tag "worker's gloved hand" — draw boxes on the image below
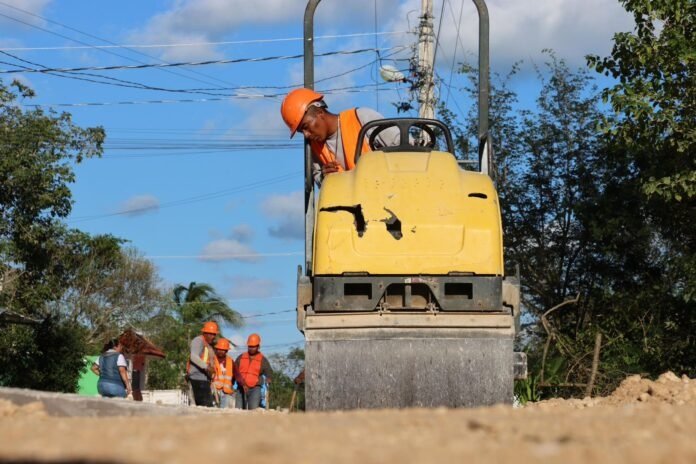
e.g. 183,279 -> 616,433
206,365 -> 216,378
322,161 -> 341,175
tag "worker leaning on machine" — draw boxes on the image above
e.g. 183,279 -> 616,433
187,321 -> 218,407
280,88 -> 401,186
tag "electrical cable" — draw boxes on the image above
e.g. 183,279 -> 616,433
68,171 -> 301,222
0,47 -> 409,99
0,1 -> 241,88
0,8 -> 231,89
0,51 -> 247,98
445,0 -> 466,109
432,0 -> 448,70
23,85 -> 401,108
146,252 -> 303,260
1,30 -> 412,51
241,309 -> 295,319
0,47 -> 404,75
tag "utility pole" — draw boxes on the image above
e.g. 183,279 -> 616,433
416,0 -> 436,119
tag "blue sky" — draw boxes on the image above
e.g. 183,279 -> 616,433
0,0 -> 633,353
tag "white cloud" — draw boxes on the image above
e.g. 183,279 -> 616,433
127,0 -> 305,61
262,191 -> 304,241
230,224 -> 255,243
228,275 -> 281,299
118,194 -> 160,217
0,0 -> 53,29
227,334 -> 245,349
235,99 -> 288,136
387,0 -> 634,70
199,238 -> 260,262
127,0 -> 404,61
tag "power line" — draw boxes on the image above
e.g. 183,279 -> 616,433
432,0 -> 448,70
445,0 -> 466,109
68,171 -> 301,222
146,252 -> 303,260
24,85 -> 402,108
0,51 -> 243,99
241,309 -> 295,319
1,31 -> 412,51
1,47 -> 409,99
0,47 -> 404,75
437,71 -> 468,122
262,340 -> 304,351
0,7 -> 230,89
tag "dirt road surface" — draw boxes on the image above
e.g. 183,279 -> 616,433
1,372 -> 694,464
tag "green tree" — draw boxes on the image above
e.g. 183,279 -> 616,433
587,0 -> 695,201
0,80 -> 104,314
0,80 -> 106,392
0,317 -> 88,392
268,347 -> 305,411
442,50 -> 694,396
582,0 -> 696,384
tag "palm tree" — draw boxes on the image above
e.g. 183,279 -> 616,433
143,282 -> 243,389
172,281 -> 243,331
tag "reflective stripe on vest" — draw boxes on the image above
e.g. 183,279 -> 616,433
238,352 -> 264,388
310,108 -> 369,171
213,356 -> 234,394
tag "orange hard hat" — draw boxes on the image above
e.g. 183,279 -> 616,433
247,333 -> 261,346
201,321 -> 219,334
214,338 -> 231,351
280,88 -> 324,138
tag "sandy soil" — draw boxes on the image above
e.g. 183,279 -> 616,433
1,372 -> 695,464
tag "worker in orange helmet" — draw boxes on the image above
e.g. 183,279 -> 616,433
187,321 -> 219,407
212,338 -> 236,409
235,333 -> 273,410
280,88 -> 400,186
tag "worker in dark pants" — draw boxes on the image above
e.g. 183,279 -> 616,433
187,321 -> 218,407
235,333 -> 272,410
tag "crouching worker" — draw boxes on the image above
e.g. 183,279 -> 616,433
187,321 -> 218,407
235,333 -> 272,410
213,338 -> 236,408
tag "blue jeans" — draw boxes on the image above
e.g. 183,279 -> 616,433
98,380 -> 126,398
219,393 -> 235,409
236,386 -> 262,409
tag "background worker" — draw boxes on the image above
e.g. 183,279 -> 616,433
92,337 -> 131,399
187,321 -> 218,407
280,88 -> 401,185
212,338 -> 236,409
235,333 -> 273,410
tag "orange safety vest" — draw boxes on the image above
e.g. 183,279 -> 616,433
310,108 -> 370,171
213,356 -> 234,394
238,352 -> 265,388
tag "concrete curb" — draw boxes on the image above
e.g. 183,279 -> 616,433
0,387 -> 246,417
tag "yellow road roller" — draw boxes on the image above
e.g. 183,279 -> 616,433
297,0 -> 525,410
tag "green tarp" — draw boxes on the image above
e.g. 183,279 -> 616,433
77,355 -> 99,396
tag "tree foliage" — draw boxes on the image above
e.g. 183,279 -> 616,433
53,239 -> 167,345
0,317 -> 88,392
587,0 -> 695,201
268,347 -> 305,410
444,45 -> 694,396
0,80 -> 105,313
